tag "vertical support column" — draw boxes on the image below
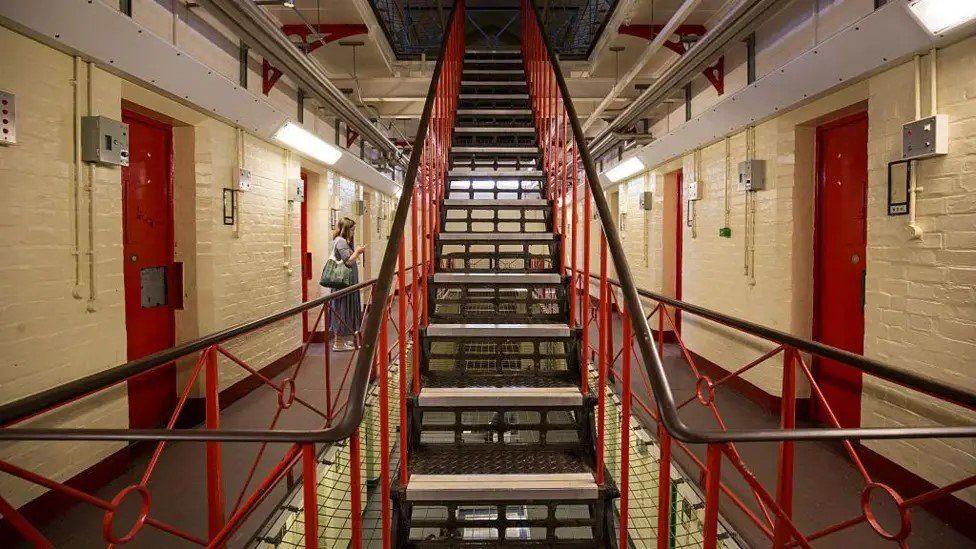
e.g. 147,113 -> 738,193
702,444 -> 723,549
302,443 -> 319,549
379,310 -> 391,549
204,346 -> 225,545
569,149 -> 578,328
596,235 -> 608,484
580,184 -> 591,394
350,430 -> 363,549
398,242 -> 409,483
324,306 -> 333,419
620,311 -> 632,549
411,186 -> 421,393
656,423 -> 672,549
773,347 -> 797,548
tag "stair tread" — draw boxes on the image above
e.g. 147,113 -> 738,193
426,323 -> 571,337
455,126 -> 535,133
419,385 -> 583,407
443,199 -> 548,207
452,146 -> 538,153
410,446 -> 592,476
432,272 -> 561,284
423,373 -> 576,389
438,232 -> 556,241
457,108 -> 532,115
449,168 -> 543,177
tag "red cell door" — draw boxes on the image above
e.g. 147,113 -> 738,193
674,169 -> 683,334
813,112 -> 868,428
300,172 -> 311,341
122,109 -> 177,429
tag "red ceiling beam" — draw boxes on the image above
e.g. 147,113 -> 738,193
262,24 -> 369,96
617,23 -> 725,95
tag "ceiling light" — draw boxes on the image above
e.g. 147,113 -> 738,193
605,156 -> 645,182
908,0 -> 976,34
273,122 -> 342,165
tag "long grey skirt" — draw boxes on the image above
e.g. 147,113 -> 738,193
329,265 -> 362,336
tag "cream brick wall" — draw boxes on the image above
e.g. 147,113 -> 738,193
595,36 -> 976,504
0,27 -> 128,508
0,25 -> 398,509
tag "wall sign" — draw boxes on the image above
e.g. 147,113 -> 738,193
887,159 -> 912,216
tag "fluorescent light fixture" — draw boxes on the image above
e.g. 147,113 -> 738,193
908,0 -> 976,34
273,122 -> 342,165
605,156 -> 645,182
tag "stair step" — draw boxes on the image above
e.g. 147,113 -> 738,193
461,81 -> 527,86
464,59 -> 522,64
454,126 -> 535,133
464,69 -> 524,75
432,272 -> 562,284
438,232 -> 556,242
451,146 -> 538,154
426,323 -> 571,338
448,169 -> 543,179
460,93 -> 530,100
457,108 -> 532,116
407,473 -> 597,502
418,386 -> 583,407
442,198 -> 548,208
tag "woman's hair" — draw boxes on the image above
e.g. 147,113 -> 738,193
332,216 -> 356,246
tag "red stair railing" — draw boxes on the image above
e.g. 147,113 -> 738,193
521,0 -> 976,547
0,2 -> 464,547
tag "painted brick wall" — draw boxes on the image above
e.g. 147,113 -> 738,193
0,27 -> 128,508
594,37 -> 976,504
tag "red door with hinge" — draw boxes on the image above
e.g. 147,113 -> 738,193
674,169 -> 683,334
300,172 -> 311,341
122,109 -> 177,429
813,112 -> 868,428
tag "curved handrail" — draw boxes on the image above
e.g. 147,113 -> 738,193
524,0 -> 976,443
0,0 -> 464,443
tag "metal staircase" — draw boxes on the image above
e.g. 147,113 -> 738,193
395,47 -> 616,547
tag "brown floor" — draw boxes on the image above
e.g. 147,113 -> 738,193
13,317 -> 973,548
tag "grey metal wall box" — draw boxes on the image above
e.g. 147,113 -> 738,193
640,191 -> 653,210
82,116 -> 129,166
738,159 -> 765,191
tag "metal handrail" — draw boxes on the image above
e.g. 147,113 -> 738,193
0,0 -> 463,444
526,0 -> 976,443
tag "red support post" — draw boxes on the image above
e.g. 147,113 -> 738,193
656,423 -> 672,549
302,443 -> 319,549
398,242 -> 409,484
569,149 -> 578,328
773,347 -> 797,548
204,346 -> 225,545
703,444 -> 723,549
596,235 -> 609,484
411,186 -> 421,393
620,311 -> 632,549
0,494 -> 52,548
581,183 -> 591,394
379,310 -> 391,549
350,430 -> 362,549
324,306 -> 333,419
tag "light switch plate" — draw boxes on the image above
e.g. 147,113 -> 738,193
903,114 -> 948,160
236,168 -> 252,192
0,90 -> 15,145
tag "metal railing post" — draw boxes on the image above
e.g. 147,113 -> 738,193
581,181 -> 591,394
620,311 -> 632,549
379,310 -> 391,549
774,347 -> 798,548
204,346 -> 225,545
596,235 -> 609,484
656,422 -> 672,549
301,443 -> 319,549
350,429 -> 362,549
703,443 -> 723,549
398,243 -> 409,484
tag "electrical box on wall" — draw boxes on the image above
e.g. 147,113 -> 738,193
685,180 -> 701,201
739,159 -> 765,191
639,191 -> 653,210
81,116 -> 129,166
902,114 -> 948,160
236,168 -> 252,191
288,178 -> 305,202
353,199 -> 366,216
1,90 -> 16,145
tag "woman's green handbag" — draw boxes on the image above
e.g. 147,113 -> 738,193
320,240 -> 354,289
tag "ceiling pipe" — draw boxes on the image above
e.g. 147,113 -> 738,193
581,0 -> 702,132
195,0 -> 405,165
590,0 -> 778,160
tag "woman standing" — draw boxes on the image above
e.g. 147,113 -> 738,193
329,217 -> 366,351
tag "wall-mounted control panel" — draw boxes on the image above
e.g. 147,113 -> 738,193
81,116 -> 129,166
739,159 -> 765,191
288,177 -> 305,202
685,179 -> 701,200
903,114 -> 948,160
640,191 -> 653,210
236,168 -> 252,191
1,90 -> 16,145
